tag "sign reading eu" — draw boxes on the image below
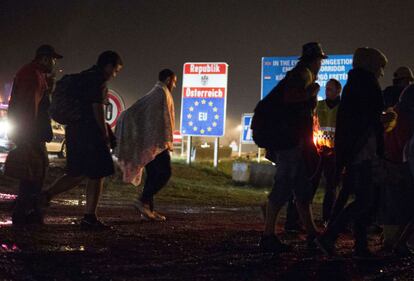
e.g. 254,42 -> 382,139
261,55 -> 353,99
180,63 -> 228,137
241,113 -> 254,144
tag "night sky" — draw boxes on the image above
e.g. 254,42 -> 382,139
1,0 -> 413,143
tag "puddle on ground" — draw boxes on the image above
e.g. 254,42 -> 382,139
0,219 -> 12,226
45,217 -> 78,225
40,245 -> 108,253
0,243 -> 20,252
163,206 -> 260,214
0,193 -> 17,201
51,199 -> 86,206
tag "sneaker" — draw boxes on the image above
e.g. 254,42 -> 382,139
133,200 -> 156,220
393,245 -> 414,257
306,235 -> 318,250
285,223 -> 304,234
80,218 -> 112,231
353,248 -> 379,260
37,192 -> 51,209
314,236 -> 335,256
259,235 -> 292,253
25,209 -> 44,225
367,224 -> 383,236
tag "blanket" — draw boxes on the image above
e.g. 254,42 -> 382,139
115,82 -> 175,185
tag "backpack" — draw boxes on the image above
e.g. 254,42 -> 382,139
251,80 -> 291,149
49,74 -> 83,125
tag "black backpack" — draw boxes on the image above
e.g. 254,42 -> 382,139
251,80 -> 292,150
49,74 -> 83,125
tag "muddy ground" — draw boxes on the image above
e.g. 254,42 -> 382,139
0,165 -> 413,280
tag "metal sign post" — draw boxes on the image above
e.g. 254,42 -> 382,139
238,132 -> 242,158
214,137 -> 219,168
186,136 -> 192,165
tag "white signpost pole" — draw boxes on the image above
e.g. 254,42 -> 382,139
186,136 -> 192,165
181,138 -> 185,157
238,135 -> 242,158
239,114 -> 243,158
214,137 -> 219,168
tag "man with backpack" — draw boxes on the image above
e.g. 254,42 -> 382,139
7,44 -> 63,225
252,42 -> 326,252
41,51 -> 123,230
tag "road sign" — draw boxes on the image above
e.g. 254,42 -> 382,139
106,89 -> 126,128
180,62 -> 228,137
261,54 -> 353,99
173,130 -> 182,144
241,113 -> 254,144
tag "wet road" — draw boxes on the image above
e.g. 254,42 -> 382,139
0,198 -> 413,281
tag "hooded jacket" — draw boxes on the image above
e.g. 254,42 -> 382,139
335,68 -> 385,172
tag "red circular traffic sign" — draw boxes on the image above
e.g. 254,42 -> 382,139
106,89 -> 126,128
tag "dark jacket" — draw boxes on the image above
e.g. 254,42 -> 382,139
264,63 -> 318,176
335,68 -> 385,172
383,84 -> 405,108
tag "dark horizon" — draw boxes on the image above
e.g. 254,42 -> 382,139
1,0 -> 413,143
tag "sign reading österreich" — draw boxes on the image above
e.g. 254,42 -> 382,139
106,89 -> 126,128
180,62 -> 228,137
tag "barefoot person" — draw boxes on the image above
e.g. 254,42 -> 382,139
115,69 -> 177,221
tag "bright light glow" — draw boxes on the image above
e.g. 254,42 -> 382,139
236,125 -> 242,132
201,142 -> 210,148
0,120 -> 13,136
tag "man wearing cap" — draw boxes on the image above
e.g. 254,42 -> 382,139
260,42 -> 326,252
7,44 -> 63,225
383,66 -> 414,108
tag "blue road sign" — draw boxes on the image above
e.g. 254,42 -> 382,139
241,113 -> 254,144
261,54 -> 353,99
181,96 -> 226,137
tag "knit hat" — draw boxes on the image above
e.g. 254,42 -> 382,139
353,47 -> 388,75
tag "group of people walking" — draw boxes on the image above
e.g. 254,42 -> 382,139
4,42 -> 414,259
6,45 -> 177,229
258,42 -> 414,259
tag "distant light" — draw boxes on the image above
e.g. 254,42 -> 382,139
236,125 -> 242,131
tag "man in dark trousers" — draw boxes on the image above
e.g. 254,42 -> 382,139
312,79 -> 342,224
285,79 -> 342,231
8,44 -> 63,225
116,69 -> 177,221
42,51 -> 123,230
316,47 -> 390,258
260,42 -> 325,252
